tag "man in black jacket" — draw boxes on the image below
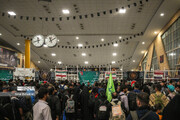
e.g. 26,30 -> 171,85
47,86 -> 61,120
126,92 -> 159,120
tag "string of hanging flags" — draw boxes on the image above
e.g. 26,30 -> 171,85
0,0 -> 149,22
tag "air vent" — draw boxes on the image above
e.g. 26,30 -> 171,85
89,54 -> 92,57
73,54 -> 77,57
67,42 -> 70,45
73,4 -> 80,14
56,24 -> 62,30
43,5 -> 51,14
122,54 -> 125,57
10,25 -> 19,31
80,23 -> 84,30
85,41 -> 89,45
131,23 -> 136,30
44,54 -> 47,57
126,41 -> 129,45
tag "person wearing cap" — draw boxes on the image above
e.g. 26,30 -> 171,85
167,85 -> 176,100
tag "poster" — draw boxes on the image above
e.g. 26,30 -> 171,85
154,70 -> 164,79
78,71 -> 100,85
0,47 -> 18,67
0,69 -> 13,81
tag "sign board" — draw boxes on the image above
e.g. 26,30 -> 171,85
0,69 -> 13,81
13,68 -> 35,77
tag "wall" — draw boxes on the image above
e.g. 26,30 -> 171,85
138,9 -> 180,71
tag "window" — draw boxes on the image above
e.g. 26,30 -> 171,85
151,46 -> 159,71
162,17 -> 180,70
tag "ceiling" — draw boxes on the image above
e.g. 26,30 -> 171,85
0,0 -> 180,70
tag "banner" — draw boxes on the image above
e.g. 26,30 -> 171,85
0,69 -> 13,81
0,47 -> 18,67
13,68 -> 35,77
105,71 -> 116,79
55,70 -> 67,79
154,70 -> 164,79
78,71 -> 100,85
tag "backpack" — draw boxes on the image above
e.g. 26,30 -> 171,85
60,84 -> 65,90
88,94 -> 96,107
128,92 -> 137,111
110,101 -> 125,120
65,95 -> 75,113
98,99 -> 108,119
154,93 -> 164,110
0,97 -> 15,120
130,110 -> 152,120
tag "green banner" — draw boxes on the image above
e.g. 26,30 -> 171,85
78,71 -> 100,85
0,70 -> 13,81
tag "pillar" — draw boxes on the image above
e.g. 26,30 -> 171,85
25,40 -> 31,68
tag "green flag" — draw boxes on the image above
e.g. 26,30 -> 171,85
106,73 -> 115,102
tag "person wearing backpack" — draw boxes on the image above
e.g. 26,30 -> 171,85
149,84 -> 169,112
47,86 -> 61,120
109,92 -> 126,120
94,90 -> 110,120
0,85 -> 15,120
127,92 -> 159,120
63,88 -> 76,120
118,85 -> 129,115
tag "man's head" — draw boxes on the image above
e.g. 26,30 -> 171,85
134,82 -> 140,90
38,87 -> 49,101
120,85 -> 127,93
136,92 -> 149,107
167,85 -> 175,93
112,92 -> 117,99
155,84 -> 161,92
2,85 -> 9,92
175,85 -> 180,93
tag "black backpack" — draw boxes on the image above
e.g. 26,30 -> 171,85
98,99 -> 108,119
128,92 -> 137,111
88,94 -> 96,107
0,97 -> 15,120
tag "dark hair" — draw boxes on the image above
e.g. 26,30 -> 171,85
137,92 -> 149,105
120,85 -> 127,91
112,92 -> 117,99
155,84 -> 162,91
142,85 -> 150,95
48,87 -> 54,95
38,87 -> 48,99
134,82 -> 140,89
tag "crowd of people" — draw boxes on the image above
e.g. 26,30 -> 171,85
0,79 -> 180,120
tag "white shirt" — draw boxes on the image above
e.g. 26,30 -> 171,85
33,100 -> 52,120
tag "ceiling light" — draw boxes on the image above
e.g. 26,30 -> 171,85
38,61 -> 41,63
62,9 -> 70,14
101,38 -> 104,42
76,36 -> 79,39
8,11 -> 16,16
160,13 -> 164,16
113,43 -> 118,47
51,53 -> 56,56
120,69 -> 122,71
133,60 -> 135,62
154,31 -> 158,34
119,9 -> 126,14
131,69 -> 134,71
119,36 -> 122,39
112,61 -> 116,64
112,53 -> 117,56
78,44 -> 83,47
17,43 -> 20,46
57,39 -> 60,42
82,53 -> 86,56
141,51 -> 145,54
58,61 -> 62,64
0,33 -> 2,36
85,61 -> 88,64
142,42 -> 145,45
43,44 -> 48,47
